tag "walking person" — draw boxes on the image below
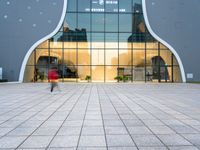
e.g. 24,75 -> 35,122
48,67 -> 59,92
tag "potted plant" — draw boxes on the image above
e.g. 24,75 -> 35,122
114,76 -> 123,82
85,75 -> 91,82
122,76 -> 129,82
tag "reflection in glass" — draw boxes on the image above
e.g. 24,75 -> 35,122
24,0 -> 182,83
78,13 -> 90,32
119,0 -> 132,12
92,13 -> 104,31
106,50 -> 118,65
78,0 -> 90,12
92,66 -> 104,82
105,14 -> 118,32
106,66 -> 118,82
119,14 -> 132,32
92,50 -> 104,65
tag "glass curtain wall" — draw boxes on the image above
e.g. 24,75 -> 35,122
24,0 -> 182,83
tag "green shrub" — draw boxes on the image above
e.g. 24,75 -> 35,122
114,76 -> 123,82
85,75 -> 91,82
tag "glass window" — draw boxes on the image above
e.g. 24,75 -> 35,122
119,50 -> 132,65
105,0 -> 118,12
78,66 -> 91,81
132,0 -> 142,13
105,33 -> 118,48
173,66 -> 182,82
92,66 -> 104,81
173,55 -> 179,66
24,66 -> 35,82
106,50 -> 118,65
50,32 -> 63,48
160,50 -> 172,66
78,13 -> 91,32
78,49 -> 91,65
67,0 -> 77,12
119,0 -> 132,13
132,13 -> 145,33
78,32 -> 91,49
92,50 -> 104,65
133,50 -> 145,66
92,13 -> 104,31
92,33 -> 104,49
146,42 -> 158,49
78,0 -> 90,12
27,51 -> 35,65
92,0 -> 104,12
37,41 -> 49,49
50,49 -> 63,65
146,50 -> 158,66
106,66 -> 118,82
119,33 -> 132,49
65,13 -> 77,30
63,49 -> 77,65
35,49 -> 49,65
119,14 -> 132,32
118,66 -> 132,81
105,14 -> 118,32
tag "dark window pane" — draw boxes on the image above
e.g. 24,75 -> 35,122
119,14 -> 132,32
133,0 -> 142,13
105,0 -> 118,12
105,33 -> 118,48
105,14 -> 118,32
64,13 -> 77,30
78,13 -> 90,32
67,0 -> 77,12
91,0 -> 104,12
132,13 -> 145,33
92,13 -> 104,31
78,0 -> 90,12
119,0 -> 132,13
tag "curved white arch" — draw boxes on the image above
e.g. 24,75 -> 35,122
142,0 -> 186,82
18,0 -> 67,82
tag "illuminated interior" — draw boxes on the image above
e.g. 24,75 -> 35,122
24,0 -> 182,83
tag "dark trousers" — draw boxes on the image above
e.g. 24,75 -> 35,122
50,82 -> 57,92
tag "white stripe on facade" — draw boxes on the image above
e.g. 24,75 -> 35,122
142,0 -> 186,82
18,0 -> 67,82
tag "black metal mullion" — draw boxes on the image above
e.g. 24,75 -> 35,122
158,42 -> 161,82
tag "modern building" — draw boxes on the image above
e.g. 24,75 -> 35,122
0,0 -> 199,83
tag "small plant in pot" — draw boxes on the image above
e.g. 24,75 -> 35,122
122,76 -> 129,82
85,75 -> 91,82
114,76 -> 123,82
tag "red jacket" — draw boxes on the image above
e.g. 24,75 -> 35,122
48,70 -> 58,80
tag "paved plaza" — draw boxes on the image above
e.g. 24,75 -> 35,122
0,83 -> 200,150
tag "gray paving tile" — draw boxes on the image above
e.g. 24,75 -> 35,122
148,126 -> 176,134
138,147 -> 167,150
168,146 -> 199,150
33,127 -> 59,136
57,126 -> 81,136
19,136 -> 53,148
78,136 -> 106,147
81,126 -> 104,135
108,147 -> 137,150
8,127 -> 36,136
49,136 -> 79,148
105,126 -> 128,135
157,134 -> 192,146
182,134 -> 200,146
0,136 -> 27,148
127,126 -> 153,135
106,135 -> 135,147
131,135 -> 164,147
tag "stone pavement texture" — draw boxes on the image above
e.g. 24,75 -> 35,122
0,83 -> 200,150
